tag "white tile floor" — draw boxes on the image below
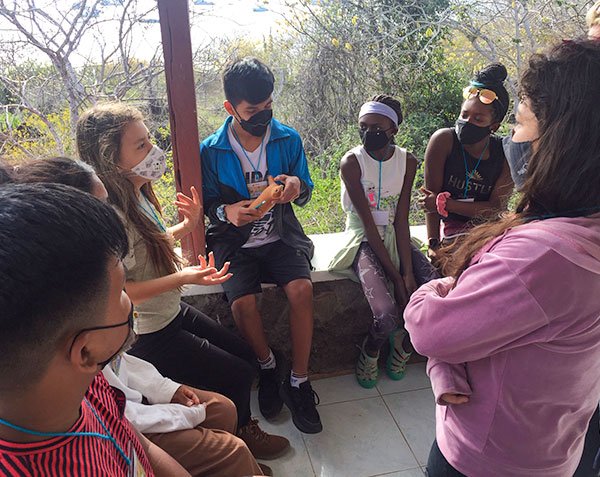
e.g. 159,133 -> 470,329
251,363 -> 435,477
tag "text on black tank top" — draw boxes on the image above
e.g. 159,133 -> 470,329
442,129 -> 505,223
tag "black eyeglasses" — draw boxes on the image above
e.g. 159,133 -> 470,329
69,305 -> 135,354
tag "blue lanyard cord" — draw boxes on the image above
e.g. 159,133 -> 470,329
0,400 -> 131,467
377,159 -> 382,210
139,193 -> 167,233
461,140 -> 489,199
230,125 -> 265,174
83,399 -> 131,466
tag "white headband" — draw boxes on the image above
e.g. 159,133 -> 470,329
358,101 -> 399,127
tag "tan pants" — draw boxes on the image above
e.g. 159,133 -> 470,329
145,389 -> 263,477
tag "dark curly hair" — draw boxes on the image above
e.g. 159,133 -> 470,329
471,63 -> 509,122
14,157 -> 97,194
370,94 -> 403,126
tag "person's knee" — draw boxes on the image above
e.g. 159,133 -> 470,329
231,294 -> 259,319
227,435 -> 256,463
211,395 -> 238,434
284,279 -> 313,305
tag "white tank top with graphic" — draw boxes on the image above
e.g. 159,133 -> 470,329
341,145 -> 407,238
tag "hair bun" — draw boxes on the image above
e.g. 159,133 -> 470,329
474,63 -> 508,85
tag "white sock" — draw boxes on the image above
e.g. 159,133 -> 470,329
258,349 -> 276,370
290,372 -> 308,388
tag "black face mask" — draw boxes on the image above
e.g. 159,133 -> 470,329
235,107 -> 273,137
455,119 -> 492,145
97,306 -> 136,369
70,305 -> 136,369
502,135 -> 531,190
360,129 -> 392,152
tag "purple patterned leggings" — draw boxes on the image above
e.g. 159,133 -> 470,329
352,241 -> 440,351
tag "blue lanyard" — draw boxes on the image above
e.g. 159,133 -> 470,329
230,125 -> 265,174
0,399 -> 131,467
460,140 -> 489,199
377,159 -> 382,210
139,193 -> 167,233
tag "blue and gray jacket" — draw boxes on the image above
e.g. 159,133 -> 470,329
200,116 -> 314,263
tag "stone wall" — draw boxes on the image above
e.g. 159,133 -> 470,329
183,278 -> 424,375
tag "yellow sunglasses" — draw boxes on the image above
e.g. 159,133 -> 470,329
462,85 -> 501,106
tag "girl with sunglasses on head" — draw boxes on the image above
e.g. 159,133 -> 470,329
329,95 -> 439,389
420,64 -> 513,268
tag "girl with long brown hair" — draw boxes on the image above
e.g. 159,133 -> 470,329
406,39 -> 600,476
76,103 -> 289,461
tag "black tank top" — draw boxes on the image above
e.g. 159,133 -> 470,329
442,129 -> 505,224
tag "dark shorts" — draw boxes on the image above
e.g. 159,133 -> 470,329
221,239 -> 312,304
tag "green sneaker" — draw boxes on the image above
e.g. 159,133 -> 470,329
356,337 -> 379,389
386,329 -> 412,380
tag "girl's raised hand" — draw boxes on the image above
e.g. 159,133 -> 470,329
179,252 -> 232,286
175,186 -> 202,232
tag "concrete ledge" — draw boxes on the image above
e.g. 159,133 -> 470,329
181,225 -> 428,374
182,225 -> 427,296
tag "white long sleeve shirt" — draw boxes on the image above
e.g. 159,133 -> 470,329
103,353 -> 206,433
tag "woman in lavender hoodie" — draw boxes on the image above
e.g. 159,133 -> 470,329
405,39 -> 600,477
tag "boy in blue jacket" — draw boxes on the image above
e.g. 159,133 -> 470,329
200,57 -> 322,434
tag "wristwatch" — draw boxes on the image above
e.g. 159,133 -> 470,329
428,238 -> 441,249
216,204 -> 230,224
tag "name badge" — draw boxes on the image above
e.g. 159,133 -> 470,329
456,198 -> 475,203
371,209 -> 389,226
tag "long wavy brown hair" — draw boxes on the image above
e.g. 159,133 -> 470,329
76,103 -> 180,276
443,39 -> 600,279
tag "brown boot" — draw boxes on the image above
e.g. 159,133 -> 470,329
238,418 -> 290,460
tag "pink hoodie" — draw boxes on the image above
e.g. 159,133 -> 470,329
405,214 -> 600,477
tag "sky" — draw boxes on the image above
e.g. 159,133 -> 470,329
0,0 -> 293,65
107,0 -> 291,63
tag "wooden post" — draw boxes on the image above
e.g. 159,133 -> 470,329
157,0 -> 205,263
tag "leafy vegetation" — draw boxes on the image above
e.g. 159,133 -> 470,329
0,0 -> 592,231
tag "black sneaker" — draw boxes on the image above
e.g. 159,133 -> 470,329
258,368 -> 284,419
279,379 -> 322,434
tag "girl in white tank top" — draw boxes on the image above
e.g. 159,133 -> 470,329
330,96 -> 439,389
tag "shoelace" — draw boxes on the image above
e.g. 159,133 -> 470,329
297,384 -> 320,409
246,419 -> 270,442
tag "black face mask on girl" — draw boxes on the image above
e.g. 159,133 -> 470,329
455,118 -> 492,145
235,107 -> 273,137
360,129 -> 391,152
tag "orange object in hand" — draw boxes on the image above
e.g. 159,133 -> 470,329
250,176 -> 284,215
